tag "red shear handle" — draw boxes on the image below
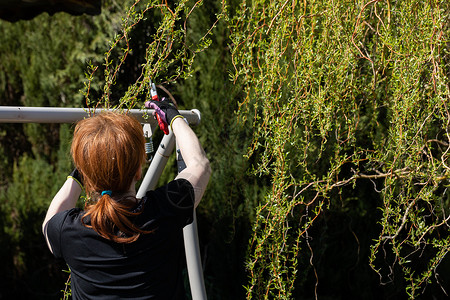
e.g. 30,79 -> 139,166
150,92 -> 169,135
145,99 -> 170,135
156,114 -> 169,135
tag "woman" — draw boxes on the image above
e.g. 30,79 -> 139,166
42,100 -> 211,299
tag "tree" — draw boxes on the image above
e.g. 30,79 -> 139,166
229,0 -> 450,298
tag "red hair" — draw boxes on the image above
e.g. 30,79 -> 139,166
71,111 -> 148,243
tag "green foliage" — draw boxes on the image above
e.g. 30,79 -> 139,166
0,124 -> 72,298
0,0 -> 135,176
0,4 -> 133,296
2,0 -> 450,299
229,0 -> 450,298
82,0 -> 226,112
174,3 -> 265,298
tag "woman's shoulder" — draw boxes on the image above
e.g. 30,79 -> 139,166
50,207 -> 83,226
146,179 -> 195,210
139,179 -> 195,226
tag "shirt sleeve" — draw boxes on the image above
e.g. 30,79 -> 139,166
147,178 -> 195,225
46,208 -> 79,258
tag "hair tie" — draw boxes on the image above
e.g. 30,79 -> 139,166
101,190 -> 112,196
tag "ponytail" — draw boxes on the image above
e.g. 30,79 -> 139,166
82,192 -> 151,243
71,111 -> 148,243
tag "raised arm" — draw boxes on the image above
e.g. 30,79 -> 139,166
172,117 -> 211,207
146,99 -> 211,207
42,174 -> 82,252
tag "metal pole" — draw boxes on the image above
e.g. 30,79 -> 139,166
136,131 -> 175,198
177,143 -> 208,300
183,214 -> 206,300
0,106 -> 200,125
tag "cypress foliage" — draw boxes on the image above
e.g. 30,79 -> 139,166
0,124 -> 73,298
0,2 -> 134,298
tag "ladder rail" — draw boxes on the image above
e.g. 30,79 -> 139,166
0,106 -> 200,125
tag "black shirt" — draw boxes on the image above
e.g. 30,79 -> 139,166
47,179 -> 195,300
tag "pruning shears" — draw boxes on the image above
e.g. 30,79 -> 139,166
147,81 -> 169,135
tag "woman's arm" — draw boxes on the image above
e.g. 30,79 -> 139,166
42,177 -> 82,252
172,117 -> 211,207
